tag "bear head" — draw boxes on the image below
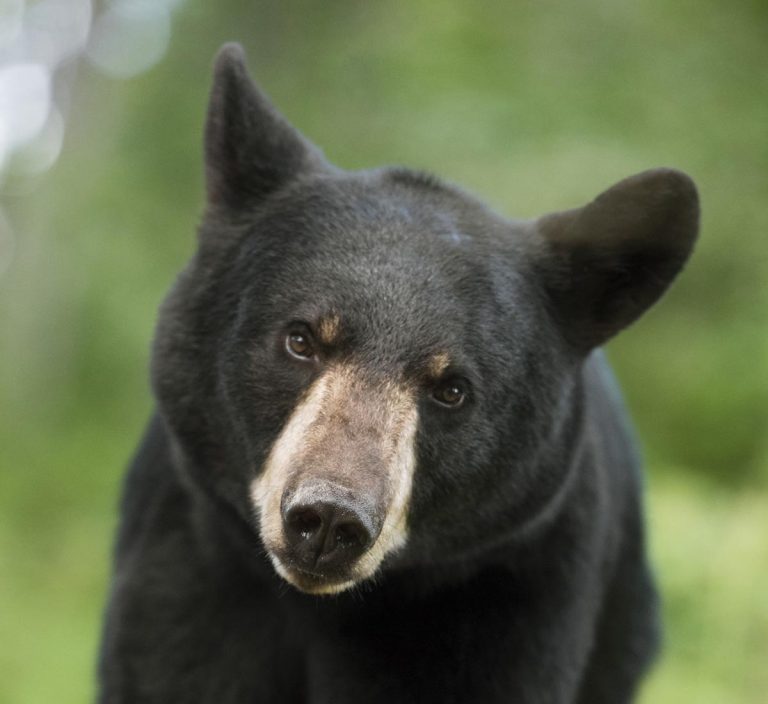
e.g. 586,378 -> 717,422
150,44 -> 699,595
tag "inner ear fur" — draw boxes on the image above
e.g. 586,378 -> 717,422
536,168 -> 700,352
204,43 -> 328,212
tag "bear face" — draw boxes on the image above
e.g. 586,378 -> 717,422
149,44 -> 698,597
152,169 -> 574,594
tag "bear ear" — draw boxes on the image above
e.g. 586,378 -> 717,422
204,43 -> 328,211
535,168 -> 700,353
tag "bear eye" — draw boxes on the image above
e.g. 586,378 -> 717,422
432,380 -> 466,408
285,329 -> 316,360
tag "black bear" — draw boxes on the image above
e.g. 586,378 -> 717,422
98,43 -> 699,703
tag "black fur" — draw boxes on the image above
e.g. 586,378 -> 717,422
98,44 -> 699,703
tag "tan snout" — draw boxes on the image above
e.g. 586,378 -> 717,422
250,366 -> 418,594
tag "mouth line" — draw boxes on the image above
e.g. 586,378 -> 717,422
268,552 -> 360,594
293,565 -> 339,580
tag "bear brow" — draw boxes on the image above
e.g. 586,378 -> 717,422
316,313 -> 342,346
426,352 -> 451,378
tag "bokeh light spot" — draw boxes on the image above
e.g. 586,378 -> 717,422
0,63 -> 51,169
86,0 -> 171,79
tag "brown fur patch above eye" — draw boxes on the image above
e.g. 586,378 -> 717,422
316,313 -> 342,345
427,352 -> 451,378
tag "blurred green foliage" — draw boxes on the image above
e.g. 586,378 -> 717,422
1,1 -> 766,702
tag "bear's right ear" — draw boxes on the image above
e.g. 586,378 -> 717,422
204,43 -> 328,211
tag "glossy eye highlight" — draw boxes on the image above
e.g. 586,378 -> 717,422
285,328 -> 316,360
432,380 -> 466,408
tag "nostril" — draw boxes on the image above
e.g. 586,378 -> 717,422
286,507 -> 323,539
333,521 -> 368,550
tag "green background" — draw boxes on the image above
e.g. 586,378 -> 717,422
1,1 -> 767,701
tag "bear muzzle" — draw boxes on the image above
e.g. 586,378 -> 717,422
250,365 -> 419,594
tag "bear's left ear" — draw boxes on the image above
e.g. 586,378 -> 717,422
204,43 -> 329,211
535,168 -> 699,353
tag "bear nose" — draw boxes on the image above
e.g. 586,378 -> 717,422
282,494 -> 376,574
